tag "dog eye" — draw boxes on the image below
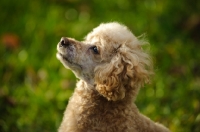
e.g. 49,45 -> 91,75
91,46 -> 99,54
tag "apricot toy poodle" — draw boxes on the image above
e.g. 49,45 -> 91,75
56,22 -> 170,132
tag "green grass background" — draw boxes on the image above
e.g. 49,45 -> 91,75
0,0 -> 200,131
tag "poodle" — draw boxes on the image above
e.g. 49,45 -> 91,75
56,22 -> 170,132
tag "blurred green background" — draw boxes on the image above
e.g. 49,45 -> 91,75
0,0 -> 200,131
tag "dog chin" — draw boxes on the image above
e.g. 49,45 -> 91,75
56,52 -> 62,61
57,52 -> 70,65
56,52 -> 82,71
56,52 -> 71,70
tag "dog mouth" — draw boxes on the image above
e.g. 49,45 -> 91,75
57,52 -> 82,69
58,52 -> 73,64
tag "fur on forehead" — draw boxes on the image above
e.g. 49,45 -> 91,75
85,22 -> 138,47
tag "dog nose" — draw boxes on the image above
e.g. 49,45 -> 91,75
60,37 -> 69,47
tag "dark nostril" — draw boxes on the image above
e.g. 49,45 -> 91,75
61,39 -> 65,46
60,37 -> 69,47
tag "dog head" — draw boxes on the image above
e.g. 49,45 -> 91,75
57,22 -> 153,101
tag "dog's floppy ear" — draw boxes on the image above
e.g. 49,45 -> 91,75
94,53 -> 126,101
94,43 -> 152,101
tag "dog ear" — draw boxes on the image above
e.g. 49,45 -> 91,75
94,54 -> 126,101
94,43 -> 152,101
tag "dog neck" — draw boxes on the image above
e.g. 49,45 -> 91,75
75,80 -> 139,104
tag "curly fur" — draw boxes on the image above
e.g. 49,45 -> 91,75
57,22 -> 170,132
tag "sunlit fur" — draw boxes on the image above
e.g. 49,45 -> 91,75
57,22 -> 170,132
